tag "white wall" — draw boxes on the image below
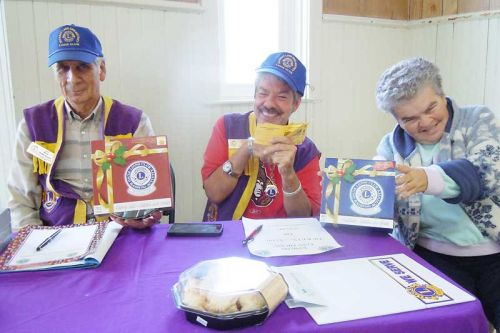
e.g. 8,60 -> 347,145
0,0 -> 220,221
0,0 -> 17,212
312,9 -> 500,163
0,0 -> 499,222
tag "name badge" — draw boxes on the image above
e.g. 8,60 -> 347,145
27,142 -> 55,164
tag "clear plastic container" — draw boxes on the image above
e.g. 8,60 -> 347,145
172,257 -> 288,330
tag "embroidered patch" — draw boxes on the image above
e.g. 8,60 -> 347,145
276,53 -> 297,74
42,190 -> 59,213
58,26 -> 80,46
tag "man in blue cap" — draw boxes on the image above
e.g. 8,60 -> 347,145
201,52 -> 321,221
7,24 -> 160,230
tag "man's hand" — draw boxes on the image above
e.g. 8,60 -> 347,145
253,136 -> 297,177
111,210 -> 163,229
396,164 -> 428,199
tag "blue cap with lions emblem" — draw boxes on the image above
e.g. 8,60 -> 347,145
48,24 -> 103,67
256,52 -> 306,96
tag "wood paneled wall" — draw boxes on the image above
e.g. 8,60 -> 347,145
322,0 -> 409,20
323,0 -> 500,20
410,0 -> 492,18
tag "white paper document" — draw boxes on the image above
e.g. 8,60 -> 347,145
242,217 -> 341,257
273,253 -> 475,325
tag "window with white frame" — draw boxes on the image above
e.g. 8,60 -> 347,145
219,0 -> 309,100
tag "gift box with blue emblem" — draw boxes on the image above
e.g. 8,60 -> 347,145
91,135 -> 173,217
320,158 -> 395,229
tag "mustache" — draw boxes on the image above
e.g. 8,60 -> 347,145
259,106 -> 281,114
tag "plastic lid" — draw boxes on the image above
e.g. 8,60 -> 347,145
173,257 -> 283,317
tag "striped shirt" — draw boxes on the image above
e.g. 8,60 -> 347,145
7,97 -> 155,231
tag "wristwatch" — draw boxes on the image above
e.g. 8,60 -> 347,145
222,160 -> 240,178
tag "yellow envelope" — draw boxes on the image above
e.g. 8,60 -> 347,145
254,123 -> 308,145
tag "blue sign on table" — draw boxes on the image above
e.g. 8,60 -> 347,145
320,158 -> 396,229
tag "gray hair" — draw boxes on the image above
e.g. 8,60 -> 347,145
375,57 -> 444,113
254,72 -> 301,103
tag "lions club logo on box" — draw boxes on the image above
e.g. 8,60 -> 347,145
350,179 -> 384,216
125,161 -> 157,196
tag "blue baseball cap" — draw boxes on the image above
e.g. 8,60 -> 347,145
256,52 -> 306,96
48,24 -> 103,67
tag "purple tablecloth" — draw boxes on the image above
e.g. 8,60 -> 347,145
0,222 -> 489,333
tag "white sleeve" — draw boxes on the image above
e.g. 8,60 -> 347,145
133,112 -> 155,137
7,120 -> 43,231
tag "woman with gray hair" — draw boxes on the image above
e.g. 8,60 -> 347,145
375,57 -> 500,331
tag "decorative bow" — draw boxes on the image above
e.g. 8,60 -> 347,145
325,159 -> 356,184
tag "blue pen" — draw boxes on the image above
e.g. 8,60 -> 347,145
36,229 -> 62,251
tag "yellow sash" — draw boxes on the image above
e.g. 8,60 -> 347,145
231,112 -> 259,220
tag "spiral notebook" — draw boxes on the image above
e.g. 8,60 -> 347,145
0,221 -> 122,272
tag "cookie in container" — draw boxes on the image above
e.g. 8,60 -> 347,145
172,257 -> 288,330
